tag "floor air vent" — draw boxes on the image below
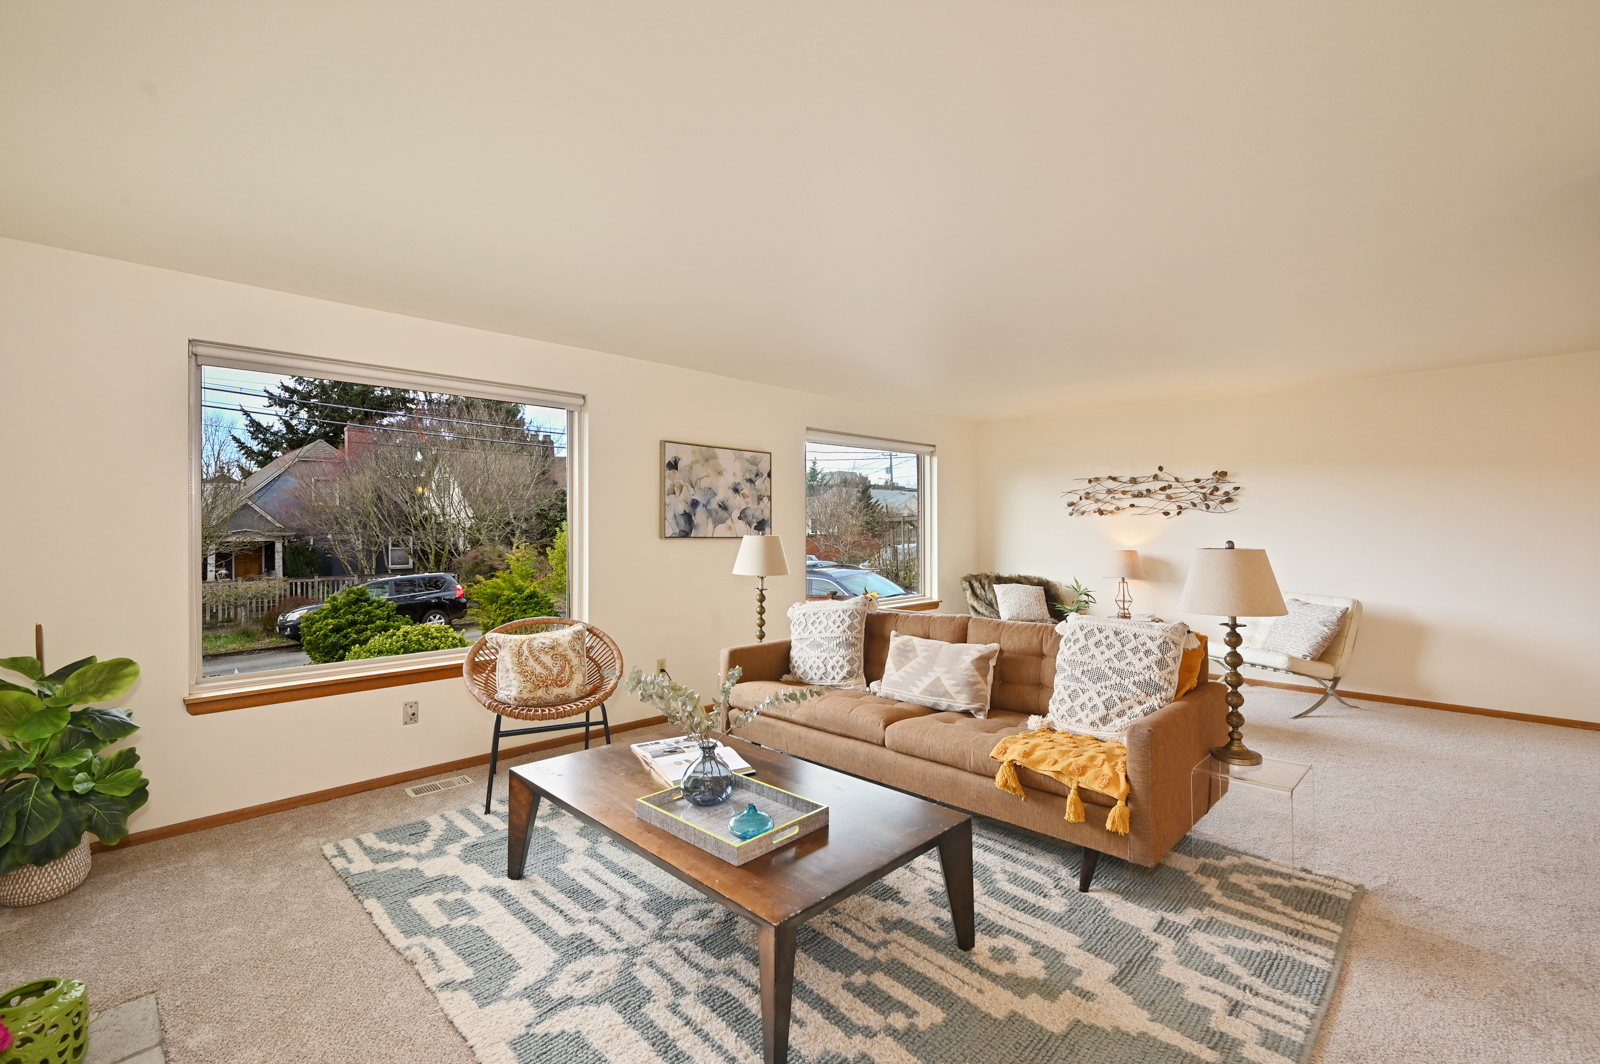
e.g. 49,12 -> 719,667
405,775 -> 475,798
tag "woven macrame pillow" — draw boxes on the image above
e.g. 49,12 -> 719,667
994,583 -> 1052,622
870,630 -> 1002,717
1261,599 -> 1348,661
1031,615 -> 1190,740
489,625 -> 589,706
785,596 -> 871,689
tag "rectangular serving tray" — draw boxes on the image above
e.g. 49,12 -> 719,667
635,773 -> 829,866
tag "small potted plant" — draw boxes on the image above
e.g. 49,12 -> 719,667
624,666 -> 818,806
0,654 -> 147,906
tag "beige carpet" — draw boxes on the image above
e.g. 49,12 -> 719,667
3,688 -> 1597,1063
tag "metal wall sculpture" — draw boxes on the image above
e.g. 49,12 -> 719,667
1063,467 -> 1241,517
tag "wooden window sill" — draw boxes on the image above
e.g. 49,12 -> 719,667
185,654 -> 467,714
880,597 -> 942,612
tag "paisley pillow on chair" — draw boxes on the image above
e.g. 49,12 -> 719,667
489,625 -> 589,706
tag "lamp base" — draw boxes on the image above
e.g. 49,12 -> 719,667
1210,739 -> 1263,766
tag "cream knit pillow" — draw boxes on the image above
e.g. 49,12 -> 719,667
785,596 -> 871,689
1261,599 -> 1348,661
994,583 -> 1052,622
1031,615 -> 1189,740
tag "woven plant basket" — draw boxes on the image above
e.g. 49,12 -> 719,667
0,979 -> 89,1064
0,838 -> 91,909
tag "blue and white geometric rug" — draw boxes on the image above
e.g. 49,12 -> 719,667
325,802 -> 1362,1064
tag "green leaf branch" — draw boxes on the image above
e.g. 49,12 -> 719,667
623,666 -> 822,744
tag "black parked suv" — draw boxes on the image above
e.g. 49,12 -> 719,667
276,573 -> 469,640
804,560 -> 909,600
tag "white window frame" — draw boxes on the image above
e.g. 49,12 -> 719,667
804,429 -> 937,603
188,340 -> 586,698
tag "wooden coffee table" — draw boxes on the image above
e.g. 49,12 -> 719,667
506,725 -> 975,1064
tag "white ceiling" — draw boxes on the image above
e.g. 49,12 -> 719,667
2,2 -> 1596,421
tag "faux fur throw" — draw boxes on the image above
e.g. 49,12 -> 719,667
990,730 -> 1131,834
961,573 -> 1077,620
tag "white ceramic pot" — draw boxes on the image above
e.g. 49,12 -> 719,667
0,837 -> 92,907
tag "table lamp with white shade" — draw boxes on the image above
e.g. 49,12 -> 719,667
1104,550 -> 1145,619
732,535 -> 789,642
1178,541 -> 1287,766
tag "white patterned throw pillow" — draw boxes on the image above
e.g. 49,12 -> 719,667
994,583 -> 1052,622
1032,615 -> 1189,740
1260,599 -> 1348,661
870,631 -> 1002,717
786,596 -> 871,689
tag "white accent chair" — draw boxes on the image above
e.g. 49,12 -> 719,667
1212,593 -> 1363,719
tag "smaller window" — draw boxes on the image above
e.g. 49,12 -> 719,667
388,540 -> 415,569
365,580 -> 393,599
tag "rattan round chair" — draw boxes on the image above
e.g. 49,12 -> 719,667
463,618 -> 623,813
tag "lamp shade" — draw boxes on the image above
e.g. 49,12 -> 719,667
732,534 -> 789,577
1103,550 -> 1145,580
1178,546 -> 1287,617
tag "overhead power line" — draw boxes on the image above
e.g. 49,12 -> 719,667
200,403 -> 566,451
201,381 -> 569,436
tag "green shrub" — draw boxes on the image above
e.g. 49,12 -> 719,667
467,543 -> 557,630
346,624 -> 468,660
300,586 -> 412,663
283,538 -> 320,579
536,523 -> 568,611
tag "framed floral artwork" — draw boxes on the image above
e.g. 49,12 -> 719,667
661,441 -> 772,538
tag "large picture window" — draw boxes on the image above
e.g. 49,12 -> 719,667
805,431 -> 933,601
193,344 -> 579,683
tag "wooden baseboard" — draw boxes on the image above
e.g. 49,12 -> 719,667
1225,675 -> 1599,731
92,714 -> 668,854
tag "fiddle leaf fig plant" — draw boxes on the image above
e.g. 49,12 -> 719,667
0,654 -> 147,875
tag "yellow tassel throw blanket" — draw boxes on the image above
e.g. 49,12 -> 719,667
990,731 -> 1132,834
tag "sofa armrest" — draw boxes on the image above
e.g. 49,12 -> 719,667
721,640 -> 792,684
1120,681 -> 1230,865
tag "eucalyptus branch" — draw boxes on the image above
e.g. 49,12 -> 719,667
624,665 -> 822,744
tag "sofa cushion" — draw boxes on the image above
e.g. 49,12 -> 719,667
967,617 -> 1059,718
787,597 -> 872,688
863,612 -> 969,683
728,681 -> 935,746
882,710 -> 1115,808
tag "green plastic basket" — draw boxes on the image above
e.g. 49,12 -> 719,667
0,981 -> 88,1064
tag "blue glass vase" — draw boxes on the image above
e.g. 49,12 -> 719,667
680,741 -> 735,806
728,803 -> 775,840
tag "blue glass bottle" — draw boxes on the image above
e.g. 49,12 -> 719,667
680,741 -> 735,806
728,803 -> 775,840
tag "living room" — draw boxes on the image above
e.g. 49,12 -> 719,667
1,4 -> 1596,1064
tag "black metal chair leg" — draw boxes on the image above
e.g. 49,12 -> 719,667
583,709 -> 592,749
600,702 -> 611,744
484,715 -> 503,814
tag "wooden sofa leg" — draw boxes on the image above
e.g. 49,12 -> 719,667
1077,848 -> 1100,893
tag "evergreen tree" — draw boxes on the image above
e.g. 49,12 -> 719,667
233,377 -> 414,466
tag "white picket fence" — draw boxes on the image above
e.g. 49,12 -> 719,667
201,576 -> 362,626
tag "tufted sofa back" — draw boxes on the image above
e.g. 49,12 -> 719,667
865,611 -> 1059,717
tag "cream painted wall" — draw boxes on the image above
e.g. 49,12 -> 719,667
0,237 -> 978,831
977,352 -> 1600,723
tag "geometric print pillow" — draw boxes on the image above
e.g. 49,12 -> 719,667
785,596 -> 871,689
1030,615 -> 1189,740
871,631 -> 1002,717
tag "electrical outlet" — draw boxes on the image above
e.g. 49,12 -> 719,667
402,700 -> 419,725
656,658 -> 667,674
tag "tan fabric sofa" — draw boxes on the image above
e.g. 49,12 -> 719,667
721,611 -> 1230,890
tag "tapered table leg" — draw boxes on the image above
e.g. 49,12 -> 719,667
936,819 -> 976,951
758,921 -> 799,1064
507,774 -> 540,880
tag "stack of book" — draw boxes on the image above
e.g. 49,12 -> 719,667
632,737 -> 756,789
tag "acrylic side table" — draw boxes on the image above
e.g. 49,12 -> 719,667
1191,755 -> 1315,867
